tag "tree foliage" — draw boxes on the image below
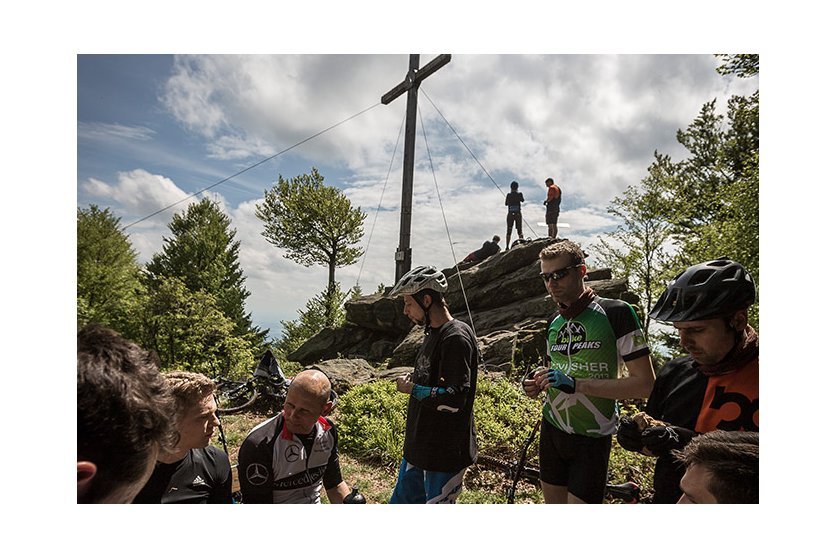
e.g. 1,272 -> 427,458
255,167 -> 366,290
146,197 -> 268,347
592,153 -> 678,335
594,54 -> 759,339
138,276 -> 254,379
274,282 -> 361,356
77,205 -> 144,337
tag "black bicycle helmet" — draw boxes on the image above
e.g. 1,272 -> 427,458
389,265 -> 448,297
649,258 -> 756,322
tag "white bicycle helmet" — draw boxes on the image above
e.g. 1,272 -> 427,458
389,265 -> 448,297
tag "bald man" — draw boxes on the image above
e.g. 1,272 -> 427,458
237,370 -> 352,503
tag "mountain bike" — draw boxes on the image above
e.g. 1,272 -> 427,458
215,350 -> 289,414
475,421 -> 641,503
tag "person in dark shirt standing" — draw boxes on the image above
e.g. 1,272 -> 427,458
388,265 -> 479,504
505,180 -> 525,250
463,235 -> 501,263
133,371 -> 232,503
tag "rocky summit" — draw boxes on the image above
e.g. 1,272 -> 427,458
287,238 -> 639,389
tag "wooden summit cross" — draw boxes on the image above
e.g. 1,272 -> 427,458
382,54 -> 452,282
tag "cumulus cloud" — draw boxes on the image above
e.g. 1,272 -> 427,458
81,54 -> 759,337
82,169 -> 190,218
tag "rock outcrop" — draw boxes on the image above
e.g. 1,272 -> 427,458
287,238 -> 639,371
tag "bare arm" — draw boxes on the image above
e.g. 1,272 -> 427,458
574,355 -> 655,400
325,481 -> 352,504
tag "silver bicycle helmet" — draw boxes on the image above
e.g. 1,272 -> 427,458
389,265 -> 448,297
649,258 -> 756,322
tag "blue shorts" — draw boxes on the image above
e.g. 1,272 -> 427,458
389,459 -> 467,504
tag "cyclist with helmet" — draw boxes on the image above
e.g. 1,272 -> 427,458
505,180 -> 525,250
616,258 -> 759,503
522,240 -> 655,503
388,265 -> 479,504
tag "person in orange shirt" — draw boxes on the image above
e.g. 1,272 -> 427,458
543,178 -> 562,239
616,258 -> 758,503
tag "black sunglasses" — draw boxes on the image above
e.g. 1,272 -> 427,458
540,264 -> 581,282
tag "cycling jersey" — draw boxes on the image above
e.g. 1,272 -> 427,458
646,350 -> 759,503
402,319 -> 478,473
543,296 -> 650,437
237,413 -> 343,504
132,445 -> 232,504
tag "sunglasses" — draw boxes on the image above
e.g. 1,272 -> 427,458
539,264 -> 581,282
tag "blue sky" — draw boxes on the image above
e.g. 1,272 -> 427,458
77,53 -> 758,338
7,0 -> 832,551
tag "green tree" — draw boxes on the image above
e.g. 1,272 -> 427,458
255,167 -> 366,325
146,197 -> 268,346
592,153 -> 679,335
139,276 -> 254,378
594,54 -> 759,346
275,282 -> 360,356
77,205 -> 144,336
665,55 -> 759,326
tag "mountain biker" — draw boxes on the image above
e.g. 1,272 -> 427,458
77,324 -> 178,504
616,258 -> 759,503
522,241 -> 655,503
505,180 -> 525,250
133,371 -> 232,504
237,369 -> 352,503
388,265 -> 479,504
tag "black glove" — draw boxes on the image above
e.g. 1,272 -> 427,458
616,415 -> 645,453
641,425 -> 696,455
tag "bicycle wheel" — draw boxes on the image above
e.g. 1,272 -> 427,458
476,454 -> 540,484
216,380 -> 258,413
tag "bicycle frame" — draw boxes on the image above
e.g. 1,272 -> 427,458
508,421 -> 541,503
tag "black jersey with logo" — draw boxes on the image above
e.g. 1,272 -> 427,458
237,413 -> 343,503
646,355 -> 759,503
403,319 -> 478,472
133,445 -> 232,504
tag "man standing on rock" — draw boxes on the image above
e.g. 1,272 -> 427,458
522,241 -> 655,503
543,178 -> 561,239
388,265 -> 479,504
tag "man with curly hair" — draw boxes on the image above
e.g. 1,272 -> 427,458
133,371 -> 232,503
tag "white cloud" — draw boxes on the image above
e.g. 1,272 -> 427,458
77,122 -> 156,142
82,169 -> 190,218
80,54 -> 760,338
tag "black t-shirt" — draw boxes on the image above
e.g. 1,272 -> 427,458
505,191 -> 524,212
133,445 -> 232,504
403,319 -> 479,472
473,241 -> 500,260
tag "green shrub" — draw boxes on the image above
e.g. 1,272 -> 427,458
472,378 -> 542,459
335,380 -> 407,466
336,376 -> 543,467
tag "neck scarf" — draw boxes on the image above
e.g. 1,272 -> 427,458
697,325 -> 759,376
558,287 -> 595,320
